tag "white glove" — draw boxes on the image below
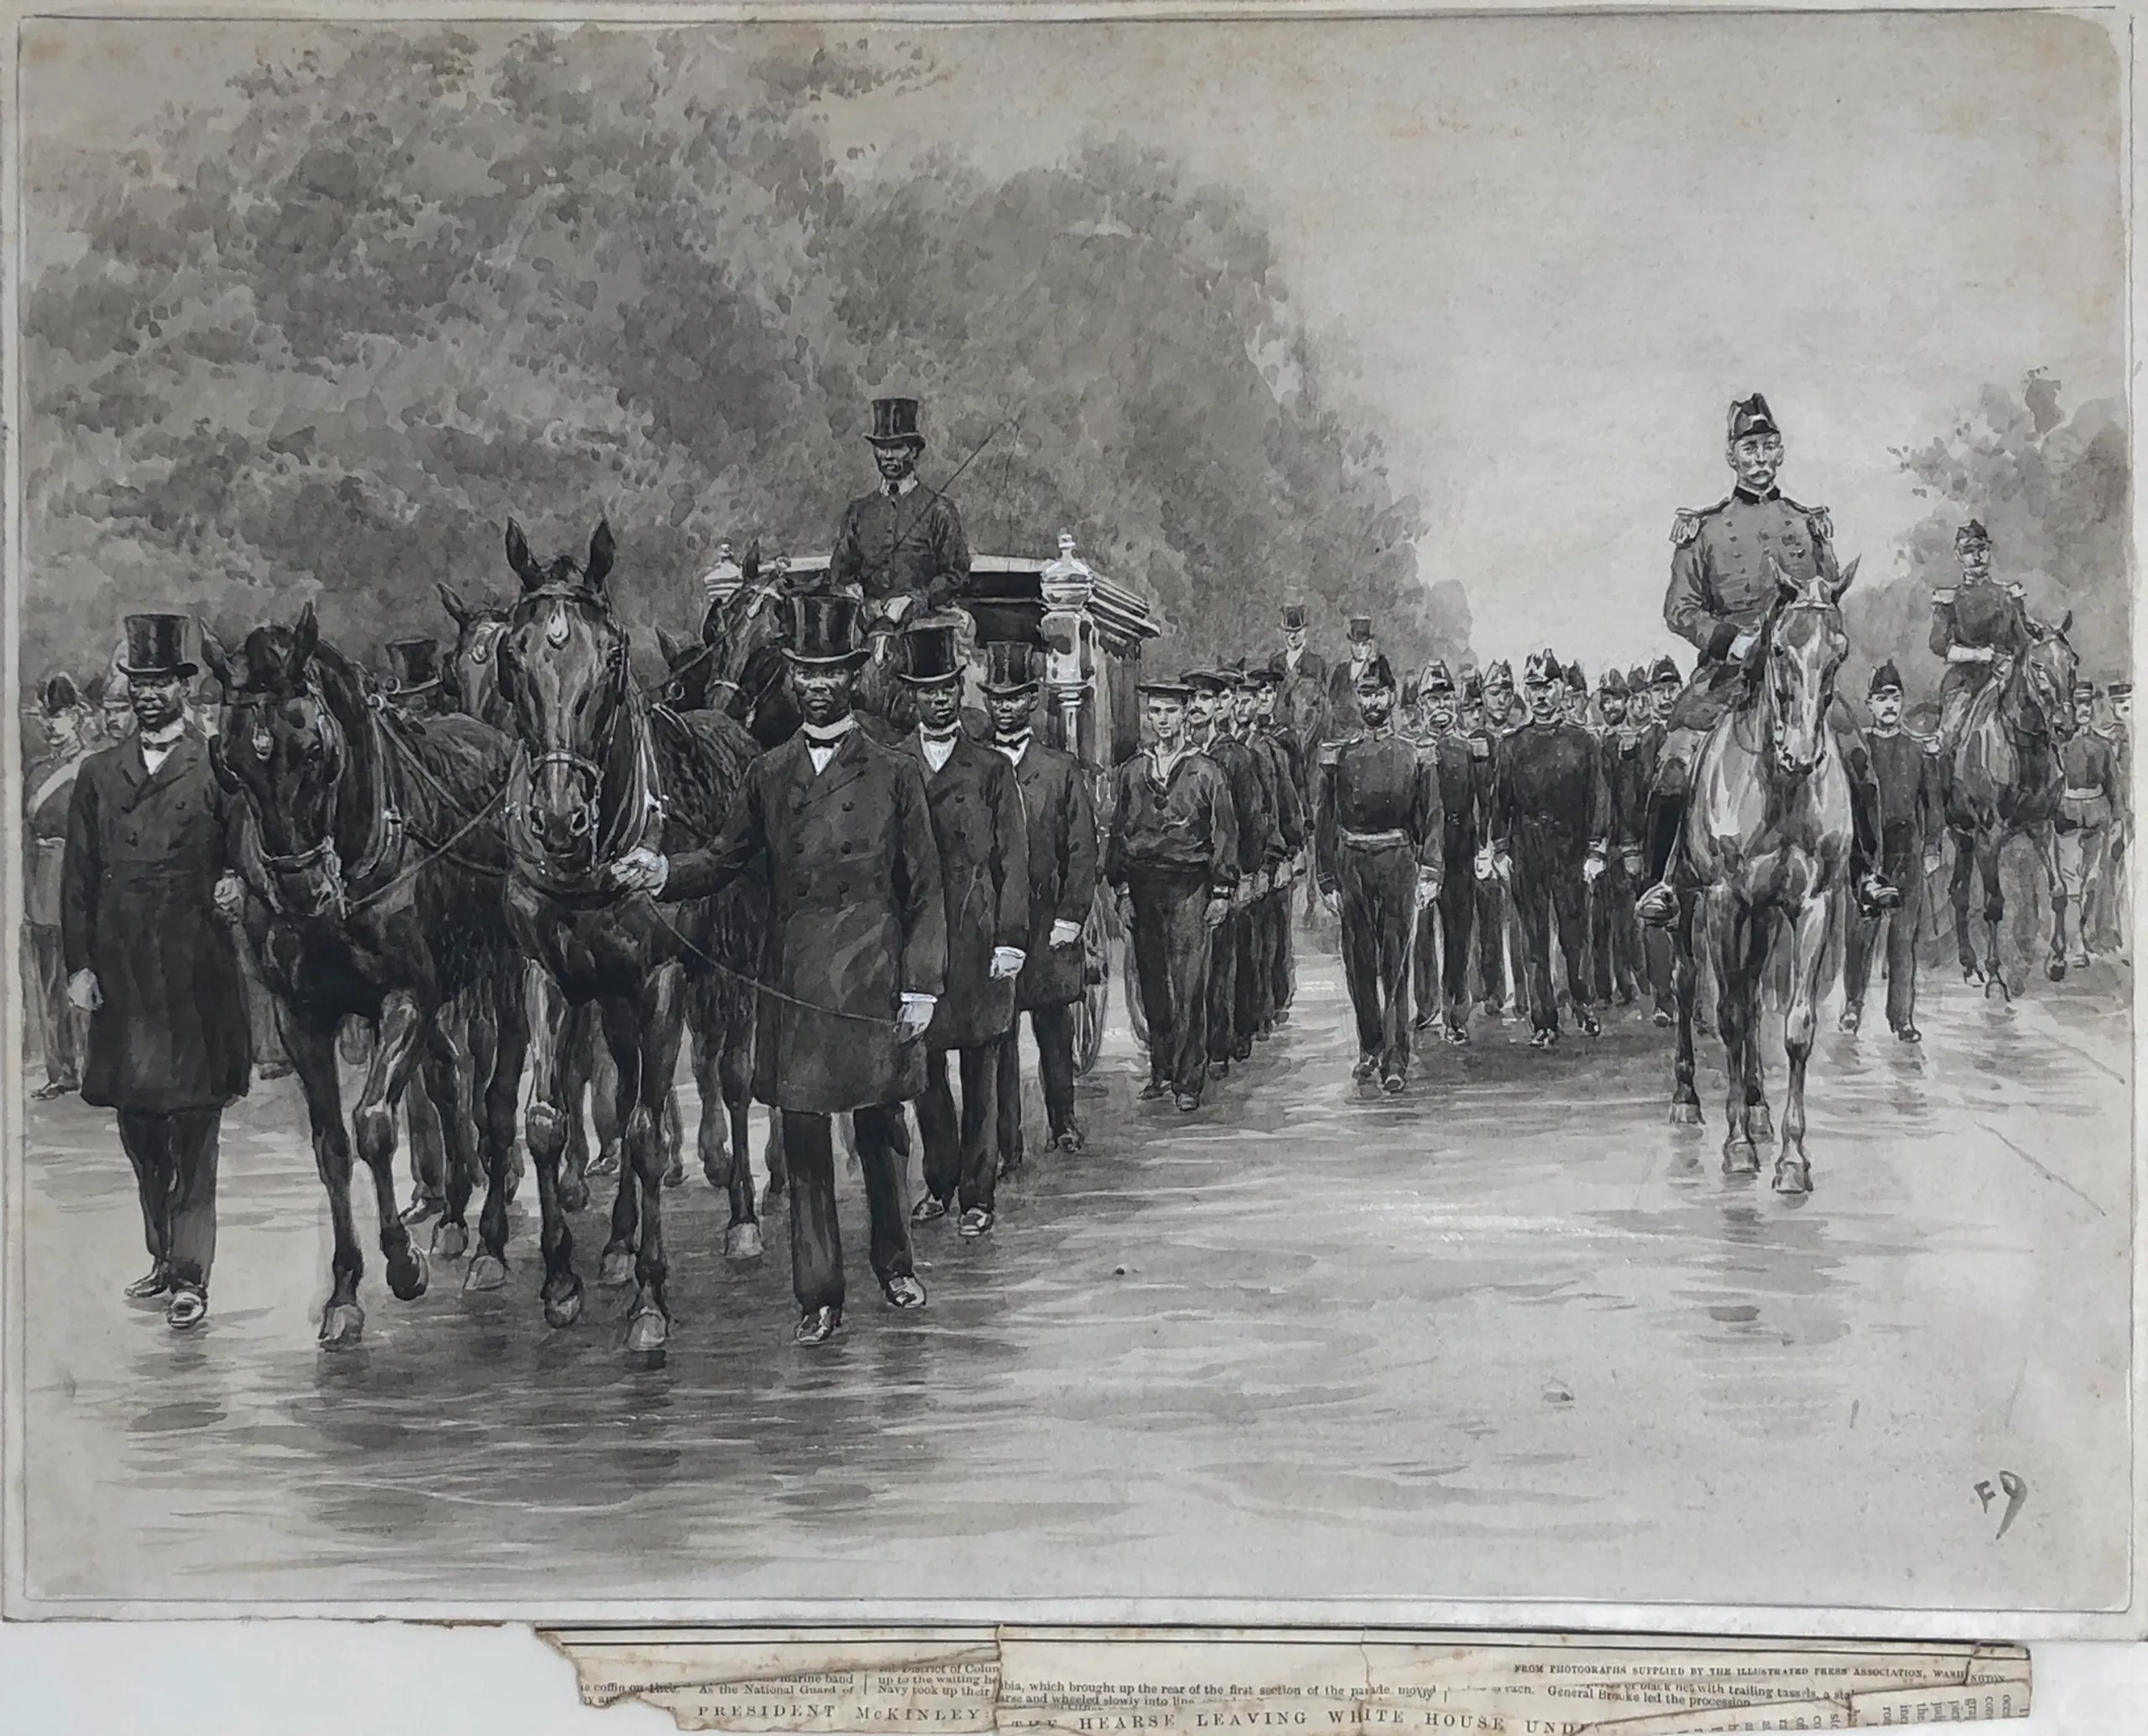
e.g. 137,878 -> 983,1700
1415,871 -> 1442,910
1728,630 -> 1760,662
67,968 -> 102,1012
213,873 -> 245,921
1583,852 -> 1607,884
1049,919 -> 1082,948
606,846 -> 670,894
1474,846 -> 1495,882
894,993 -> 937,1042
1622,848 -> 1645,877
1204,896 -> 1233,930
1318,885 -> 1340,915
989,946 -> 1026,981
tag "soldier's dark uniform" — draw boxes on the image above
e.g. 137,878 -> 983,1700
1251,674 -> 1308,1024
1317,662 -> 1442,1088
1843,661 -> 1945,1040
1489,653 -> 1609,1045
1640,394 -> 1893,922
1408,663 -> 1483,1043
1461,667 -> 1512,1016
2055,681 -> 2120,967
1590,669 -> 1647,1009
1243,671 -> 1306,1038
23,679 -> 90,1097
1637,655 -> 1682,1019
1105,701 -> 1238,1108
1186,671 -> 1274,1075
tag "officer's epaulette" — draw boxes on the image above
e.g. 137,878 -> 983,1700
2006,581 -> 2027,598
1780,496 -> 1833,540
1670,499 -> 1727,547
1930,587 -> 1958,605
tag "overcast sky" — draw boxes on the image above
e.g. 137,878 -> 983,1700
27,10 -> 2125,666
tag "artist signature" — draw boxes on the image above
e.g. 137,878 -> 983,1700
1973,1471 -> 2028,1540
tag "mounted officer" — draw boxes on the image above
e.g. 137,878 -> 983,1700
894,618 -> 1029,1239
1324,617 -> 1383,743
1841,660 -> 1945,1040
1104,680 -> 1238,1112
1929,519 -> 2036,780
1316,656 -> 1442,1092
1636,393 -> 1898,926
1409,659 -> 1483,1045
1267,602 -> 1328,780
983,640 -> 1100,1166
1484,649 -> 1608,1048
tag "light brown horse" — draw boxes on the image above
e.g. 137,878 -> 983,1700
1668,553 -> 1860,1196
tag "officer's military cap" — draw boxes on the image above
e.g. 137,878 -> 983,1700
1627,664 -> 1650,692
1563,660 -> 1588,694
1483,659 -> 1515,691
1649,654 -> 1682,688
1728,393 -> 1778,443
1420,659 -> 1455,697
1867,659 -> 1905,696
1353,654 -> 1398,692
1598,667 -> 1629,698
1524,649 -> 1562,687
1461,669 -> 1485,703
1956,519 -> 1992,552
2110,680 -> 2134,701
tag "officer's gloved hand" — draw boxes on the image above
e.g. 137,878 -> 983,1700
1316,884 -> 1340,916
1474,847 -> 1495,882
894,993 -> 937,1043
1414,871 -> 1441,910
1583,848 -> 1608,884
1204,896 -> 1233,930
1622,848 -> 1645,878
607,846 -> 670,895
989,946 -> 1026,981
1049,919 -> 1082,948
213,873 -> 245,921
1728,630 -> 1761,664
66,968 -> 102,1012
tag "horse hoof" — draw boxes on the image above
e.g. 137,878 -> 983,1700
433,1222 -> 469,1261
762,1177 -> 788,1208
464,1253 -> 509,1292
559,1176 -> 590,1215
702,1156 -> 730,1192
387,1249 -> 430,1302
598,1249 -> 635,1288
2047,959 -> 2067,982
319,1304 -> 365,1348
1747,1104 -> 1773,1140
543,1281 -> 583,1330
663,1159 -> 687,1190
726,1222 -> 764,1262
1667,1101 -> 1704,1127
588,1150 -> 620,1178
625,1308 -> 669,1354
1773,1160 -> 1812,1196
1722,1142 -> 1760,1178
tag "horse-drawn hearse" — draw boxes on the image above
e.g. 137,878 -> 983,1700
696,534 -> 1160,1074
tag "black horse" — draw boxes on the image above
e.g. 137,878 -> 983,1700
497,519 -> 764,1352
202,607 -> 528,1348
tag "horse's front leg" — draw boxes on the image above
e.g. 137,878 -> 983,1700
1979,832 -> 2011,999
519,963 -> 584,1327
1742,912 -> 1773,1143
691,977 -> 763,1260
2036,821 -> 2070,979
1949,827 -> 1980,981
620,964 -> 686,1353
1774,892 -> 1831,1197
352,989 -> 434,1304
1707,888 -> 1757,1176
556,1001 -> 599,1212
1668,889 -> 1702,1124
468,957 -> 530,1293
597,989 -> 645,1290
284,1009 -> 366,1348
421,1018 -> 477,1261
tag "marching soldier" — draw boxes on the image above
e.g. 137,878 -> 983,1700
1249,667 -> 1306,1026
1409,660 -> 1483,1044
1316,657 -> 1442,1091
1591,668 -> 1646,1009
1484,650 -> 1609,1048
1481,659 -> 1521,735
2055,679 -> 2121,971
63,616 -> 253,1331
885,618 -> 1029,1239
1637,393 -> 1898,925
1185,668 -> 1273,1077
1841,660 -> 1946,1039
830,395 -> 973,634
1325,617 -> 1383,743
1104,680 -> 1238,1112
1233,667 -> 1305,1040
983,642 -> 1100,1165
613,592 -> 943,1346
1562,661 -> 1591,727
2091,680 -> 2131,952
1459,667 -> 1511,1019
1635,654 -> 1682,1024
24,674 -> 92,1099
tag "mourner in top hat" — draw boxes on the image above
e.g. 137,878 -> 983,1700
62,615 -> 253,1331
1641,393 -> 1898,926
25,672 -> 92,1099
1325,616 -> 1383,741
1316,654 -> 1442,1091
1841,660 -> 1947,1040
1484,649 -> 1609,1047
829,395 -> 973,638
896,618 -> 1030,1239
1104,678 -> 1238,1112
1267,602 -> 1328,772
1186,666 -> 1275,1074
611,592 -> 944,1346
983,640 -> 1101,1167
378,636 -> 449,719
1409,659 -> 1484,1045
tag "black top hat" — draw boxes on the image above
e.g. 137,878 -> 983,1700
784,593 -> 870,666
1483,659 -> 1515,690
897,618 -> 967,686
1352,654 -> 1397,692
1280,603 -> 1308,631
979,639 -> 1040,696
1867,659 -> 1906,696
1649,654 -> 1682,687
1727,393 -> 1779,442
1598,667 -> 1629,697
382,637 -> 441,694
1524,649 -> 1562,687
1420,659 -> 1455,697
1346,616 -> 1375,644
117,613 -> 197,680
39,673 -> 81,716
866,397 -> 926,448
1137,678 -> 1196,703
1955,519 -> 1992,551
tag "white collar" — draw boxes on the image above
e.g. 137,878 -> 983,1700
140,721 -> 187,749
883,475 -> 920,498
800,716 -> 858,746
995,732 -> 1033,764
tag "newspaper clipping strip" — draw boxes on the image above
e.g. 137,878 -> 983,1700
544,1629 -> 2031,1734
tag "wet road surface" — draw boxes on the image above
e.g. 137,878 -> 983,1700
17,932 -> 2133,1615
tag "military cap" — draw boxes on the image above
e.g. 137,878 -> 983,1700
1598,667 -> 1629,698
1346,616 -> 1375,644
1867,659 -> 1905,696
1180,668 -> 1233,695
39,672 -> 81,716
1243,665 -> 1284,690
1563,660 -> 1588,694
1955,519 -> 1992,552
1728,393 -> 1779,442
1280,603 -> 1308,631
2110,680 -> 2134,701
1353,654 -> 1398,691
1419,659 -> 1455,697
1648,654 -> 1682,688
1524,649 -> 1562,687
1461,669 -> 1485,703
1400,672 -> 1422,708
1628,664 -> 1650,692
2072,679 -> 2098,701
1137,678 -> 1196,702
1483,659 -> 1515,691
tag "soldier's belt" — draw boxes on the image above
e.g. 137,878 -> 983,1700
2064,787 -> 2110,803
1337,827 -> 1411,848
